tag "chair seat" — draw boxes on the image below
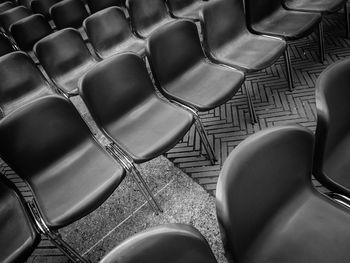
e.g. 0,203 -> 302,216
246,190 -> 350,263
251,7 -> 321,40
172,1 -> 209,20
31,141 -> 125,229
99,37 -> 145,59
211,31 -> 286,72
138,17 -> 175,38
104,96 -> 193,163
284,0 -> 346,13
163,61 -> 244,111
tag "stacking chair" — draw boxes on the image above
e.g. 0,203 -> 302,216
199,0 -> 289,123
314,58 -> 350,198
0,176 -> 41,263
217,125 -> 350,263
244,0 -> 324,62
10,14 -> 53,51
284,0 -> 349,38
0,6 -> 32,33
0,1 -> 15,15
146,19 -> 245,163
0,95 -> 126,262
34,28 -> 98,96
0,51 -> 55,118
0,33 -> 15,57
30,0 -> 61,19
100,224 -> 218,263
84,7 -> 145,59
79,53 -> 194,211
126,0 -> 175,38
166,0 -> 211,21
50,0 -> 89,29
86,0 -> 123,13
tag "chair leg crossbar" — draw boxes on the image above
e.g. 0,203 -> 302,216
27,200 -> 90,263
105,144 -> 163,214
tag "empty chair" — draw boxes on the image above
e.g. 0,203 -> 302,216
84,7 -> 145,59
244,0 -> 324,61
101,224 -> 218,263
50,0 -> 88,29
10,14 -> 53,51
86,0 -> 123,13
0,33 -> 15,57
166,0 -> 211,21
34,28 -> 98,96
217,125 -> 350,263
126,0 -> 175,38
0,1 -> 15,15
30,0 -> 61,19
0,95 -> 126,262
0,51 -> 55,118
314,58 -> 350,198
0,6 -> 32,33
147,19 -> 245,163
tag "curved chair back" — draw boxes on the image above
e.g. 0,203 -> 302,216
167,0 -> 198,13
0,175 -> 40,263
30,0 -> 61,18
0,33 -> 14,57
18,0 -> 32,8
314,58 -> 350,196
216,125 -> 314,262
127,0 -> 172,38
0,1 -> 15,15
34,28 -> 97,95
0,51 -> 54,117
86,0 -> 123,13
0,6 -> 32,33
100,224 -> 218,263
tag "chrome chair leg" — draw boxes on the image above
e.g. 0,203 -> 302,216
283,45 -> 294,91
244,83 -> 257,124
28,200 -> 90,263
345,2 -> 350,38
318,20 -> 325,63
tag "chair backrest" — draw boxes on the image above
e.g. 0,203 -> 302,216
0,33 -> 14,57
314,58 -> 350,194
244,0 -> 281,25
127,0 -> 171,38
146,19 -> 204,91
0,51 -> 54,117
50,0 -> 88,29
216,125 -> 314,262
79,53 -> 157,131
34,28 -> 96,94
0,175 -> 40,263
30,0 -> 61,18
18,0 -> 32,8
100,224 -> 218,263
84,7 -> 133,59
199,0 -> 247,54
0,1 -> 15,15
0,6 -> 31,33
167,0 -> 197,13
86,0 -> 122,13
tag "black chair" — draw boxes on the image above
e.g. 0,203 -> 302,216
84,7 -> 145,59
314,58 -> 350,198
166,0 -> 211,21
0,33 -> 15,57
126,0 -> 175,38
146,19 -> 245,163
0,95 -> 126,262
284,0 -> 349,38
50,0 -> 88,29
79,53 -> 194,211
0,6 -> 32,33
244,0 -> 324,62
30,0 -> 61,19
199,0 -> 290,123
100,224 -> 218,263
217,124 -> 350,263
10,14 -> 53,51
86,0 -> 123,13
34,28 -> 98,96
0,1 -> 15,15
0,51 -> 55,118
0,176 -> 41,263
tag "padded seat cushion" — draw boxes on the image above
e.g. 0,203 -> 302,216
284,0 -> 346,13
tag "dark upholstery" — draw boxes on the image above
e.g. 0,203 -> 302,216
284,0 -> 346,13
30,0 -> 61,18
314,58 -> 350,197
100,224 -> 218,263
79,53 -> 194,163
0,51 -> 55,117
167,0 -> 211,20
146,19 -> 245,111
34,28 -> 98,96
50,0 -> 88,29
200,0 -> 286,72
126,0 -> 175,38
84,7 -> 145,59
0,95 -> 125,229
245,0 -> 321,40
0,176 -> 40,263
0,1 -> 15,15
86,0 -> 123,13
0,33 -> 14,57
0,6 -> 32,33
217,125 -> 350,263
10,14 -> 53,51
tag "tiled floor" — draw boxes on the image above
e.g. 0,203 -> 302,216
1,11 -> 349,263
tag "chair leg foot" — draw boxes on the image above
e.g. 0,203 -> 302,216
284,45 -> 294,91
318,20 -> 325,63
244,83 -> 257,124
345,2 -> 350,38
